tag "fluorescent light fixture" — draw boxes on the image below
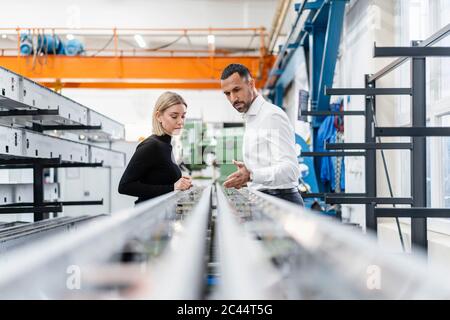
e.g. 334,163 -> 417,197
134,34 -> 147,48
207,34 -> 215,45
66,34 -> 75,40
1,34 -> 6,39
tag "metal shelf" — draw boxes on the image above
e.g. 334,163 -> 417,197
0,66 -> 125,142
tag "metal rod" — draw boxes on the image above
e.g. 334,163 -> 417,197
301,110 -> 365,116
370,103 -> 406,252
326,142 -> 412,150
301,192 -> 367,199
325,87 -> 412,96
33,125 -> 102,131
375,208 -> 450,218
373,45 -> 450,57
375,127 -> 450,137
0,109 -> 59,117
301,151 -> 366,157
369,23 -> 450,82
0,205 -> 62,214
325,197 -> 413,205
59,200 -> 103,206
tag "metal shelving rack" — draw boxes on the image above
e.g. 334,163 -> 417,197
0,66 -> 126,221
319,24 -> 450,254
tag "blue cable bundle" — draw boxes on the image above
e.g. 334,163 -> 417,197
317,101 -> 345,192
20,34 -> 64,55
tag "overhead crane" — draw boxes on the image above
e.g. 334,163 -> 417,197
0,27 -> 276,90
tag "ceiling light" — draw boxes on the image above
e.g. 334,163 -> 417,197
1,34 -> 7,39
134,34 -> 147,48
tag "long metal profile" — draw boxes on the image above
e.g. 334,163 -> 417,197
87,110 -> 125,141
0,124 -> 125,167
375,127 -> 450,137
301,110 -> 365,116
325,142 -> 412,150
0,66 -> 125,141
375,208 -> 450,218
301,151 -> 366,157
148,186 -> 212,299
0,215 -> 103,254
246,188 -> 450,299
325,197 -> 413,205
21,77 -> 88,125
215,184 -> 282,299
0,190 -> 182,299
325,87 -> 411,96
90,145 -> 126,168
373,45 -> 450,57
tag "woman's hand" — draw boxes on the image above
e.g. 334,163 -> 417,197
174,176 -> 193,191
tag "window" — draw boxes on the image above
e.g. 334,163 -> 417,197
440,115 -> 450,207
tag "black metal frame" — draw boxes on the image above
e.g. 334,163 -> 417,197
30,123 -> 102,133
0,157 -> 104,221
319,25 -> 450,254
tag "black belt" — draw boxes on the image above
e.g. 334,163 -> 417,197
259,187 -> 299,195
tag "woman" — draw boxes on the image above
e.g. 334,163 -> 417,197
118,92 -> 192,204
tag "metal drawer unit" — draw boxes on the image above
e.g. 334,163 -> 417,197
0,68 -> 87,127
90,145 -> 126,168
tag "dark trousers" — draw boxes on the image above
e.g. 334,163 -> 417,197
261,190 -> 304,207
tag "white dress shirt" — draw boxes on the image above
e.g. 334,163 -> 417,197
242,95 -> 300,190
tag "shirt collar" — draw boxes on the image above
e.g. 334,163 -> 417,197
243,95 -> 265,119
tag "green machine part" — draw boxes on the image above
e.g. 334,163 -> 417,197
180,121 -> 207,171
215,127 -> 244,183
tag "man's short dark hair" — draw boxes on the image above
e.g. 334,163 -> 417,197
221,63 -> 252,80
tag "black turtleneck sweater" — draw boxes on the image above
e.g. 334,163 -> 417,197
118,134 -> 182,204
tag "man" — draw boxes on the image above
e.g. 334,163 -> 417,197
220,63 -> 303,206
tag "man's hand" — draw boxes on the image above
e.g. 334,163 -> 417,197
223,160 -> 251,189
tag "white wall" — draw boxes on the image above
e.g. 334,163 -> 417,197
0,0 -> 277,29
63,88 -> 243,141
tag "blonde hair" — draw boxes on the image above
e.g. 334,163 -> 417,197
152,91 -> 187,136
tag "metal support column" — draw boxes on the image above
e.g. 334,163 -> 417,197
275,84 -> 284,108
411,45 -> 428,252
365,75 -> 377,231
33,163 -> 48,221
